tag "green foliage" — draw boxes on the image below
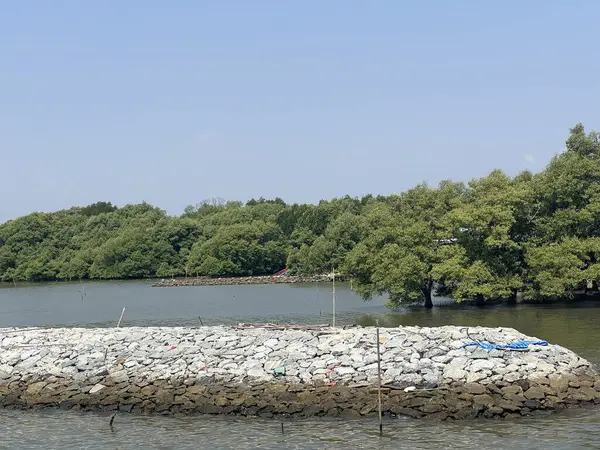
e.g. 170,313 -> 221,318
2,124 -> 600,309
344,182 -> 465,309
186,221 -> 286,277
432,170 -> 529,302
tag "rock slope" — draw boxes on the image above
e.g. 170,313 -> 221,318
0,325 -> 598,419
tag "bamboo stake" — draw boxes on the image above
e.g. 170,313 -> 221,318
117,307 -> 126,327
376,320 -> 383,436
332,268 -> 336,328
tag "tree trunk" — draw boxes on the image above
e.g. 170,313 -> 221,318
423,287 -> 434,309
507,290 -> 517,305
475,294 -> 485,307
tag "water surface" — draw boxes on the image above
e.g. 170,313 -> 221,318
1,408 -> 599,450
1,281 -> 600,449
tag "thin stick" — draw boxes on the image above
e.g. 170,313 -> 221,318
109,412 -> 116,431
117,307 -> 126,327
376,320 -> 383,436
198,316 -> 204,326
332,267 -> 336,328
281,422 -> 284,434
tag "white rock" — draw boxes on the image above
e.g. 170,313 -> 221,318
470,359 -> 495,372
0,364 -> 14,379
109,370 -> 129,383
89,384 -> 106,394
466,371 -> 487,383
263,339 -> 279,348
247,368 -> 268,378
444,365 -> 467,381
336,366 -> 356,375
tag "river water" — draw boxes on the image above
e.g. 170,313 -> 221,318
1,281 -> 600,449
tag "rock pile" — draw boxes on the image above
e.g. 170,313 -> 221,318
0,325 -> 598,419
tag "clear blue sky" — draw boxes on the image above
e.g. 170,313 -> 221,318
1,1 -> 599,222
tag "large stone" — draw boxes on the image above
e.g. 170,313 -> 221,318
570,387 -> 598,402
549,377 -> 569,394
501,386 -> 523,396
472,394 -> 495,406
463,383 -> 486,395
89,384 -> 106,394
498,401 -> 521,412
466,372 -> 487,383
109,370 -> 129,383
524,387 -> 546,400
0,364 -> 14,379
444,366 -> 467,381
470,359 -> 495,372
25,382 -> 47,396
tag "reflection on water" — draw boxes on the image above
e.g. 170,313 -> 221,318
1,407 -> 600,450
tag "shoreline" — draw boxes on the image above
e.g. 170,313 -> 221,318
1,325 -> 599,419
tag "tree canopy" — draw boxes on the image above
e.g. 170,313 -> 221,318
2,124 -> 599,308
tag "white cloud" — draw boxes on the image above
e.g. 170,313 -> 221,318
524,153 -> 535,164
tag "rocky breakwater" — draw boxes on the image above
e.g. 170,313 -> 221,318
152,274 -> 333,287
0,325 -> 599,420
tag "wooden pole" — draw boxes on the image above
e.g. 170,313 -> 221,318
376,320 -> 383,436
332,268 -> 336,328
109,412 -> 116,431
117,307 -> 126,327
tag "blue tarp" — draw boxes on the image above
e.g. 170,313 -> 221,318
459,340 -> 549,351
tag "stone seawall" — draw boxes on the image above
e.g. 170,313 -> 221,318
151,275 -> 333,287
1,326 -> 599,420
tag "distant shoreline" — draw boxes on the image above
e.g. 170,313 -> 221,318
0,275 -> 340,289
151,274 -> 335,287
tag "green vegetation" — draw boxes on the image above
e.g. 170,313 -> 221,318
2,124 -> 600,309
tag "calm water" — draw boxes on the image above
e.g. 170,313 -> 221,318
1,281 -> 600,449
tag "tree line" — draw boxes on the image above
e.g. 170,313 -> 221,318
1,124 -> 599,308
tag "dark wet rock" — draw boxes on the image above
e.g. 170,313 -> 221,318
463,383 -> 487,395
524,387 -> 546,400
